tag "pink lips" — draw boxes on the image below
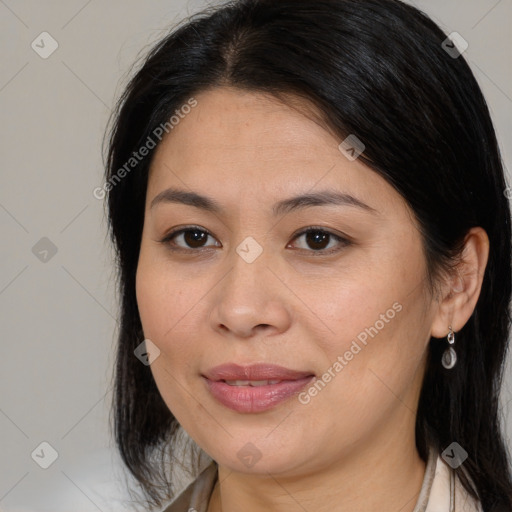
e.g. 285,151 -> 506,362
202,363 -> 315,413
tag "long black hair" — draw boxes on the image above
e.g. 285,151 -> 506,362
103,0 -> 512,509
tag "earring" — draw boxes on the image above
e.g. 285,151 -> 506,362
441,325 -> 457,369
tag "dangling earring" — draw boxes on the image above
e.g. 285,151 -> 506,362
441,325 -> 457,369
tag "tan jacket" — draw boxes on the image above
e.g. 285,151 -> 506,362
161,446 -> 483,512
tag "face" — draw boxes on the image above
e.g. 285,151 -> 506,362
135,86 -> 435,477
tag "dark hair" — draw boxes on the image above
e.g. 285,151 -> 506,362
103,0 -> 512,509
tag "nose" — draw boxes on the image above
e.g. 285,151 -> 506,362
208,245 -> 292,339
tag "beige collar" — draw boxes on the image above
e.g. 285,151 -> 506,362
413,447 -> 482,512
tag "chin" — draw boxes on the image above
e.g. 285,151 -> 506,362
206,439 -> 311,476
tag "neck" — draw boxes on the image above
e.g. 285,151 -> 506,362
207,420 -> 427,512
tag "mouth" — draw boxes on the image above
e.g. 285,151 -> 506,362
222,379 -> 285,386
202,363 -> 315,413
202,362 -> 314,382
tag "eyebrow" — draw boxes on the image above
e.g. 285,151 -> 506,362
150,187 -> 378,216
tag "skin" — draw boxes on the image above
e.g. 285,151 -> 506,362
135,86 -> 489,512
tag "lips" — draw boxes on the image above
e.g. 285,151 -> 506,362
202,363 -> 315,413
203,363 -> 314,382
224,379 -> 282,386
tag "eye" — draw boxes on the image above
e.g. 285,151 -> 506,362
160,226 -> 351,255
288,227 -> 351,254
160,226 -> 221,251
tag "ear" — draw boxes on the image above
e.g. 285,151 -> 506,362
430,227 -> 489,338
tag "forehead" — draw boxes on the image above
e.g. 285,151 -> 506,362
145,87 -> 407,220
151,87 -> 337,169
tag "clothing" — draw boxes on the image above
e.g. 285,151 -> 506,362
161,445 -> 483,512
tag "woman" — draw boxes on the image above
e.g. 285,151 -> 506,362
103,0 -> 512,510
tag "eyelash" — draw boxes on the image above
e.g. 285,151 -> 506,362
159,225 -> 351,256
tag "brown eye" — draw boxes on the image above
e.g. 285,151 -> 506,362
161,227 -> 220,251
290,228 -> 350,254
304,230 -> 330,250
161,226 -> 350,255
181,229 -> 208,248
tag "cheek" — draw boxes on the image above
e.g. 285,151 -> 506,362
136,254 -> 193,343
319,300 -> 425,419
305,250 -> 428,409
135,262 -> 199,415
300,230 -> 423,347
135,263 -> 168,342
135,256 -> 211,387
303,268 -> 403,357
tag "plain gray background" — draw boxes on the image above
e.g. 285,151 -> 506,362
1,1 -> 511,510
